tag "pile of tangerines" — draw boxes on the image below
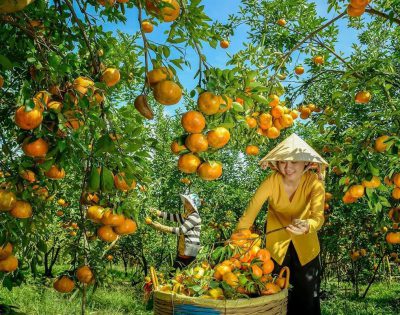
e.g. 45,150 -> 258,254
156,229 -> 289,299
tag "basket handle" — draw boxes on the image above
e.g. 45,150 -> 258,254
279,266 -> 290,289
149,266 -> 159,291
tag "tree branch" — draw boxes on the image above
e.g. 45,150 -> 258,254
366,8 -> 400,26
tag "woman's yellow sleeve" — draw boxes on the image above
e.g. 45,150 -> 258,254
307,179 -> 325,233
236,177 -> 272,231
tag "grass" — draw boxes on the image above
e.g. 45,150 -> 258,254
321,281 -> 400,315
0,279 -> 399,314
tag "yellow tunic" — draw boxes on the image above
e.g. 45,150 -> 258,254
236,171 -> 325,266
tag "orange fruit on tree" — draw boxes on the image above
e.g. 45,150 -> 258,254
47,101 -> 62,112
56,210 -> 63,216
106,254 -> 113,261
386,232 -> 400,244
145,0 -> 180,22
114,172 -> 136,191
171,140 -> 186,155
33,90 -> 50,110
153,80 -> 182,105
392,187 -> 400,200
10,200 -> 32,218
0,255 -> 18,272
185,134 -> 209,153
325,192 -> 333,201
97,0 -> 116,6
271,105 -> 284,119
20,170 -> 36,183
181,111 -> 206,133
101,210 -> 125,226
145,217 -> 152,224
281,114 -> 293,127
22,137 -> 49,158
342,191 -> 357,204
266,127 -> 280,139
300,107 -> 311,119
97,225 -> 118,242
15,106 -> 43,130
392,173 -> 400,187
76,266 -> 94,284
277,18 -> 286,26
355,90 -> 371,103
246,116 -> 257,128
207,127 -> 230,149
197,92 -> 220,115
262,259 -> 274,275
53,276 -> 75,293
290,110 -> 299,119
220,40 -> 229,49
374,135 -> 389,152
178,153 -> 201,174
101,68 -> 120,87
347,4 -> 365,17
294,66 -> 304,75
45,165 -> 65,179
235,97 -> 244,105
349,184 -> 364,198
217,95 -> 232,113
64,110 -> 84,130
259,113 -> 272,129
141,20 -> 153,33
245,145 -> 259,156
362,176 -> 381,188
114,218 -> 137,235
0,243 -> 13,260
73,76 -> 94,96
307,103 -> 316,112
268,94 -> 280,107
87,205 -> 104,223
146,67 -> 174,87
197,161 -> 222,181
350,0 -> 370,8
313,56 -> 324,65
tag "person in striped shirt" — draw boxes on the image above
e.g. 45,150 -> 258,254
149,194 -> 202,269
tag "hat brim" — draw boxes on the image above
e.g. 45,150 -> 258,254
180,194 -> 198,212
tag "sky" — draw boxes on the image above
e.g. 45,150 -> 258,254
99,1 -> 363,114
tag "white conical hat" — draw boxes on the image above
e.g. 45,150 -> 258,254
259,133 -> 328,169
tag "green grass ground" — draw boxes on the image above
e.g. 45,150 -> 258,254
0,280 -> 399,314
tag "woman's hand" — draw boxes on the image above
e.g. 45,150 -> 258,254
149,207 -> 161,217
286,219 -> 310,235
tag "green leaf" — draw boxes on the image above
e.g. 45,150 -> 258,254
232,102 -> 244,112
101,167 -> 115,193
0,54 -> 13,69
88,168 -> 100,192
95,135 -> 116,154
368,162 -> 379,176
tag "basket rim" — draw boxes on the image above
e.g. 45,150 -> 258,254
154,288 -> 288,308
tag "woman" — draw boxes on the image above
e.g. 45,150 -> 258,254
148,194 -> 202,269
236,133 -> 328,315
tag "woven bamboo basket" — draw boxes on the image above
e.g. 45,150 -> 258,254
150,266 -> 289,315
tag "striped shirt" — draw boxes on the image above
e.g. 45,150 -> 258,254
159,210 -> 202,257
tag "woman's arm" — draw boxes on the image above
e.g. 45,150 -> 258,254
171,212 -> 201,235
307,179 -> 325,233
157,211 -> 184,224
236,178 -> 272,231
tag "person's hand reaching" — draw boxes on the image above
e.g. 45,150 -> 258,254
286,219 -> 310,235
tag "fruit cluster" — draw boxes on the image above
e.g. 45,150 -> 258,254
156,229 -> 289,299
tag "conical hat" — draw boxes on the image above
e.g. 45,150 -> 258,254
259,133 -> 328,169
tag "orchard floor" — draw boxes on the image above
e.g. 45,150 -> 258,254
0,280 -> 399,315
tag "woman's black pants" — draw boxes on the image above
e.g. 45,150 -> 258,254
273,242 -> 322,315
